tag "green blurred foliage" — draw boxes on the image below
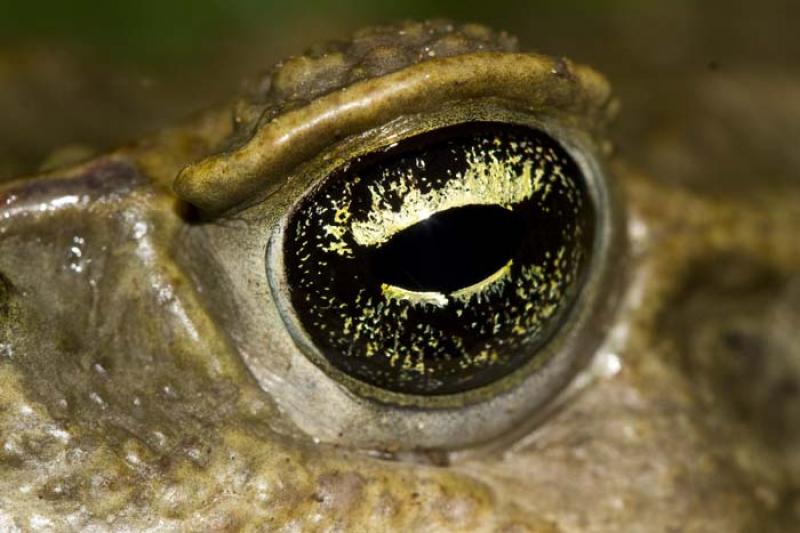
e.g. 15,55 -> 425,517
1,0 -> 640,64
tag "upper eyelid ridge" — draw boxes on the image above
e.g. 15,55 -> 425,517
174,52 -> 612,216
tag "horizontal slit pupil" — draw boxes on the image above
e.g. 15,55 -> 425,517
371,204 -> 524,294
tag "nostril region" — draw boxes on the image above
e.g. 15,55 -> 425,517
720,330 -> 767,374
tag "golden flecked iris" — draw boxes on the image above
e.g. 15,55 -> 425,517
282,122 -> 594,395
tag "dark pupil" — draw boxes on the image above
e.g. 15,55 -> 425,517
371,205 -> 524,293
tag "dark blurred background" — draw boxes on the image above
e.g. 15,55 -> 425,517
2,0 -> 799,188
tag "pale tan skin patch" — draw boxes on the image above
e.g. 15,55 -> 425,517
0,21 -> 798,532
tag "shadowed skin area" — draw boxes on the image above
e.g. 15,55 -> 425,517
0,20 -> 799,531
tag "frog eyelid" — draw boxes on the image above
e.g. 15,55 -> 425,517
174,52 -> 614,215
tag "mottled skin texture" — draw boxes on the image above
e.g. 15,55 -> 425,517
1,21 -> 799,531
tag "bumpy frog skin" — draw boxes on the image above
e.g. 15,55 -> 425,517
1,21 -> 799,531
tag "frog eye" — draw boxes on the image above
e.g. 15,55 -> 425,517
270,121 -> 595,403
177,35 -> 621,446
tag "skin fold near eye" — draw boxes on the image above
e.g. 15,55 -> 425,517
281,122 -> 595,396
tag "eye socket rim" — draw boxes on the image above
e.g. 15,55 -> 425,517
267,104 -> 623,411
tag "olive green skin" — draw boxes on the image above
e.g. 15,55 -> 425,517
1,21 -> 799,531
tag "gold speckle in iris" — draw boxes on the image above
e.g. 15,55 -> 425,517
282,122 -> 594,395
